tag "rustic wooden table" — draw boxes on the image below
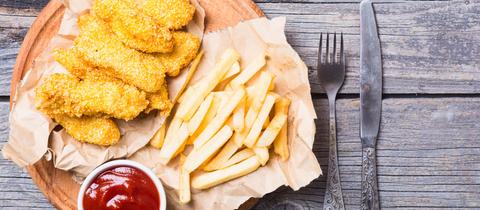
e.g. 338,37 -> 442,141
1,0 -> 479,209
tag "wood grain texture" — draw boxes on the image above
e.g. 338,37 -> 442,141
254,97 -> 480,209
1,1 -> 479,96
3,97 -> 480,209
256,1 -> 480,94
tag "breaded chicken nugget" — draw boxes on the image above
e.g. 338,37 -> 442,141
35,73 -> 148,120
142,0 -> 195,30
54,48 -> 173,114
145,83 -> 173,113
53,114 -> 120,146
92,0 -> 174,53
74,14 -> 166,93
155,32 -> 201,77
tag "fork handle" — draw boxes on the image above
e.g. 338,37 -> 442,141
323,99 -> 345,210
361,147 -> 380,210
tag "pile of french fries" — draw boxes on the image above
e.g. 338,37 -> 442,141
149,48 -> 290,204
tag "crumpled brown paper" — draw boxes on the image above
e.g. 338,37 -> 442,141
3,0 -> 321,209
130,17 -> 322,210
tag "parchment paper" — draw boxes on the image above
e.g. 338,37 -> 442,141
2,1 -> 321,209
130,17 -> 322,210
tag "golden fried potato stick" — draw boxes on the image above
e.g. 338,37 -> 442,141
219,148 -> 255,169
149,123 -> 166,148
75,14 -> 166,93
35,73 -> 148,120
156,32 -> 201,77
178,154 -> 191,204
53,114 -> 120,146
92,0 -> 174,53
273,97 -> 291,161
142,0 -> 195,30
191,156 -> 261,190
203,137 -> 241,172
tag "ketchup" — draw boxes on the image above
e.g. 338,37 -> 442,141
83,166 -> 160,210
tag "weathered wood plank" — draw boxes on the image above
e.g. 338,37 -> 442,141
1,1 -> 480,96
257,1 -> 480,93
254,97 -> 480,209
0,102 -> 53,209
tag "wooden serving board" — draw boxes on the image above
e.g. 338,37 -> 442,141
10,0 -> 264,209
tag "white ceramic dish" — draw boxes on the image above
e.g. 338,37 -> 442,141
77,159 -> 167,210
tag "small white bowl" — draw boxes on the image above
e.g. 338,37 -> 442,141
77,159 -> 167,210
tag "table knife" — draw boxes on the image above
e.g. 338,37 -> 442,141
360,0 -> 382,209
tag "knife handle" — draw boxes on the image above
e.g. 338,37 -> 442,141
361,147 -> 380,210
323,101 -> 345,210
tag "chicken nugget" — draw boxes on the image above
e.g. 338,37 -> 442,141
92,0 -> 174,53
142,0 -> 195,30
155,32 -> 201,76
54,48 -> 173,114
145,83 -> 173,114
53,114 -> 120,146
74,14 -> 166,93
35,73 -> 148,120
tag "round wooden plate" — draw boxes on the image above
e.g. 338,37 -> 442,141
10,0 -> 264,209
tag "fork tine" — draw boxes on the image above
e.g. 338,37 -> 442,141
333,32 -> 337,63
340,32 -> 345,65
326,33 -> 330,63
318,33 -> 323,65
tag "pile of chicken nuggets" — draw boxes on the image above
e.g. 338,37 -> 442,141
34,0 -> 200,146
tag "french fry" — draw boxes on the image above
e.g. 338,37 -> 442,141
149,123 -> 166,148
244,72 -> 274,133
191,156 -> 261,190
253,147 -> 269,166
188,93 -> 214,135
184,125 -> 233,172
164,117 -> 182,144
219,148 -> 255,169
268,79 -> 275,91
232,131 -> 244,147
273,97 -> 291,161
262,116 -> 270,129
231,97 -> 245,132
256,113 -> 287,147
223,61 -> 241,81
179,154 -> 190,204
230,53 -> 266,87
243,94 -> 277,148
159,122 -> 189,164
203,138 -> 241,171
173,50 -> 205,103
187,93 -> 224,145
175,48 -> 240,121
193,88 -> 245,149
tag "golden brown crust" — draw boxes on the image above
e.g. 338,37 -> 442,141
156,32 -> 201,77
92,0 -> 174,53
35,73 -> 148,120
53,114 -> 120,146
142,0 -> 196,30
74,14 -> 166,93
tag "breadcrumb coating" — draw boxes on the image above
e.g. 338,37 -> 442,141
155,31 -> 201,77
35,73 -> 148,120
92,0 -> 174,53
74,14 -> 166,93
145,83 -> 173,113
54,48 -> 173,114
53,114 -> 120,146
142,0 -> 195,30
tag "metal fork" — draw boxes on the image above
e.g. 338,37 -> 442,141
317,32 -> 346,210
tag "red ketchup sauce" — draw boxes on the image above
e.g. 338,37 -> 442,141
83,166 -> 160,210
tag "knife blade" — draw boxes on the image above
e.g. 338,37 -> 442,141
360,0 -> 382,209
